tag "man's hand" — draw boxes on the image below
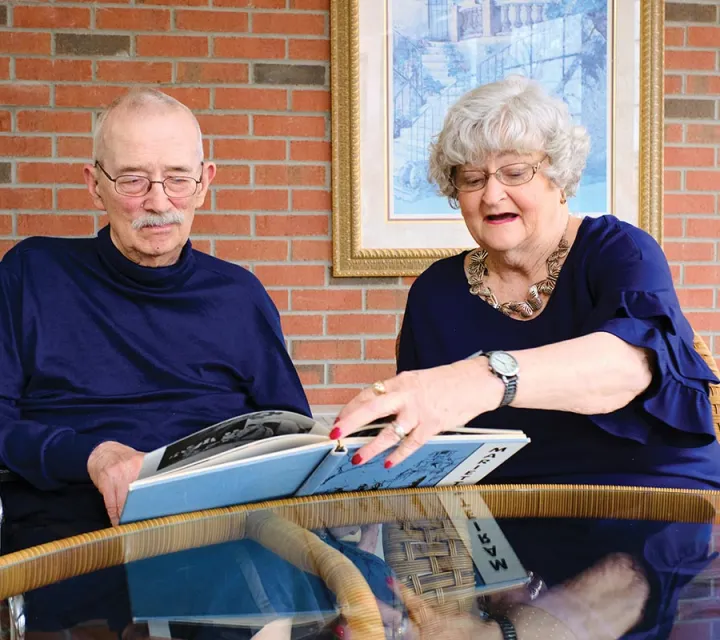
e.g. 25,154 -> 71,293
87,441 -> 145,526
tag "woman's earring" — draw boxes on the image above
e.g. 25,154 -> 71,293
560,190 -> 567,205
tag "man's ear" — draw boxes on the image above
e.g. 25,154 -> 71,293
195,162 -> 216,208
83,164 -> 107,212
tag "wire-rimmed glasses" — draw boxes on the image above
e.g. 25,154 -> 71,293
451,156 -> 548,193
95,162 -> 203,198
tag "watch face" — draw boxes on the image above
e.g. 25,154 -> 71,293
489,351 -> 520,377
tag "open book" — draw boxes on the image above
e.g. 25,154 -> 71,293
120,408 -> 529,524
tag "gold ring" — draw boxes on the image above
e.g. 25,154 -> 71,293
371,381 -> 387,396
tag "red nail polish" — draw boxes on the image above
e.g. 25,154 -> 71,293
329,427 -> 341,439
332,625 -> 345,639
384,460 -> 393,469
351,453 -> 363,465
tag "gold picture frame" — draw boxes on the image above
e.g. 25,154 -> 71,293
331,0 -> 664,277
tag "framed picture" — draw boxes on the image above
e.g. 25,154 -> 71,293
331,0 -> 664,276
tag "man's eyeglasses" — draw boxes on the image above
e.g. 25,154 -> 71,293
451,156 -> 548,193
95,162 -> 203,198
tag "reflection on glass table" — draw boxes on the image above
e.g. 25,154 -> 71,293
0,485 -> 718,640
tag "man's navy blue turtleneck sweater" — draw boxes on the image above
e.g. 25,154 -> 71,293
0,226 -> 310,490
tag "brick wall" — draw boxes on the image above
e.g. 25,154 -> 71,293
0,1 -> 718,404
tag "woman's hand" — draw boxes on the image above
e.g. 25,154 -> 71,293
331,358 -> 504,468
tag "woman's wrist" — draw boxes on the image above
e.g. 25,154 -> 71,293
458,356 -> 505,415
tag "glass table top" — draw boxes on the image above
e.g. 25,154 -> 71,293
1,485 -> 718,640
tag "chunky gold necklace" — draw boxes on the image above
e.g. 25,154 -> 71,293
465,231 -> 570,318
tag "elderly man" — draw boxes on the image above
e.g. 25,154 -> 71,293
0,88 -> 309,542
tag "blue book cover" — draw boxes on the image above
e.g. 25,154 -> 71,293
121,410 -> 529,524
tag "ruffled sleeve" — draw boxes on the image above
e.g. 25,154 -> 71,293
581,221 -> 718,445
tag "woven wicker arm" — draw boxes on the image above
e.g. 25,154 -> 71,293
692,331 -> 720,442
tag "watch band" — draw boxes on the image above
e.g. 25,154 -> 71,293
490,614 -> 518,640
465,350 -> 518,408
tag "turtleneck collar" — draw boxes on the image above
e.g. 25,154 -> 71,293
96,225 -> 196,291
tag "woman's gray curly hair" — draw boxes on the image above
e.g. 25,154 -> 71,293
428,76 -> 590,204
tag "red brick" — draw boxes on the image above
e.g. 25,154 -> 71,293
664,170 -> 682,190
290,0 -> 329,8
215,0 -> 285,6
252,12 -> 325,35
161,88 -> 211,110
366,339 -> 397,360
176,9 -> 248,32
306,388 -> 359,405
686,170 -> 720,191
665,147 -> 715,167
366,289 -> 409,311
291,239 -> 331,261
292,339 -> 361,360
0,85 -> 50,107
685,266 -> 720,285
215,88 -> 286,110
687,218 -> 720,237
215,239 -> 289,261
687,26 -> 720,47
401,276 -> 417,286
687,125 -> 720,144
292,90 -> 330,112
665,26 -> 685,47
136,35 -> 208,57
216,189 -> 288,211
676,288 -> 715,309
214,36 -> 286,59
196,115 -> 249,136
14,5 -> 90,28
0,215 -> 12,235
55,85 -> 126,108
0,137 -> 52,157
256,214 -> 328,236
281,314 -> 324,336
256,165 -> 325,186
267,289 -> 289,311
664,124 -> 683,144
666,50 -> 716,70
254,115 -> 325,137
292,289 -> 362,311
664,194 -> 716,214
664,216 -> 684,238
96,8 -> 170,30
297,364 -> 325,386
288,38 -> 330,60
97,61 -> 172,83
664,75 -> 683,95
293,190 -> 331,211
663,241 -> 715,262
0,33 -> 50,55
15,59 -> 92,82
190,214 -> 251,235
58,188 -> 92,211
0,58 -> 8,80
255,264 -> 325,286
214,140 -> 286,161
670,264 -> 681,286
290,140 -> 331,161
327,314 -> 397,335
177,62 -> 249,84
17,111 -> 92,134
0,112 -> 10,133
18,214 -> 94,235
686,76 -> 720,95
18,163 -> 85,185
330,363 -> 397,385
684,312 -> 720,332
133,0 -> 205,4
0,240 -> 17,258
213,166 -> 251,186
57,138 -> 93,159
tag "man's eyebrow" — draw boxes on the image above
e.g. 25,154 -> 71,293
114,165 -> 197,174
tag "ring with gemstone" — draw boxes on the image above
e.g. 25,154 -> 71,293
371,380 -> 387,396
391,421 -> 407,440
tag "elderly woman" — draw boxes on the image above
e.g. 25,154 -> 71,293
332,76 -> 720,490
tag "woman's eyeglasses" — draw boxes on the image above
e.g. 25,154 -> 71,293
451,156 -> 547,193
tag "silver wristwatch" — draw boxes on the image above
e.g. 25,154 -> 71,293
474,350 -> 519,408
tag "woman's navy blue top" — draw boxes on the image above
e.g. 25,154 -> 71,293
397,215 -> 720,489
0,226 -> 310,490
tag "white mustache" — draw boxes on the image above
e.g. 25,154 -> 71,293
131,212 -> 185,230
